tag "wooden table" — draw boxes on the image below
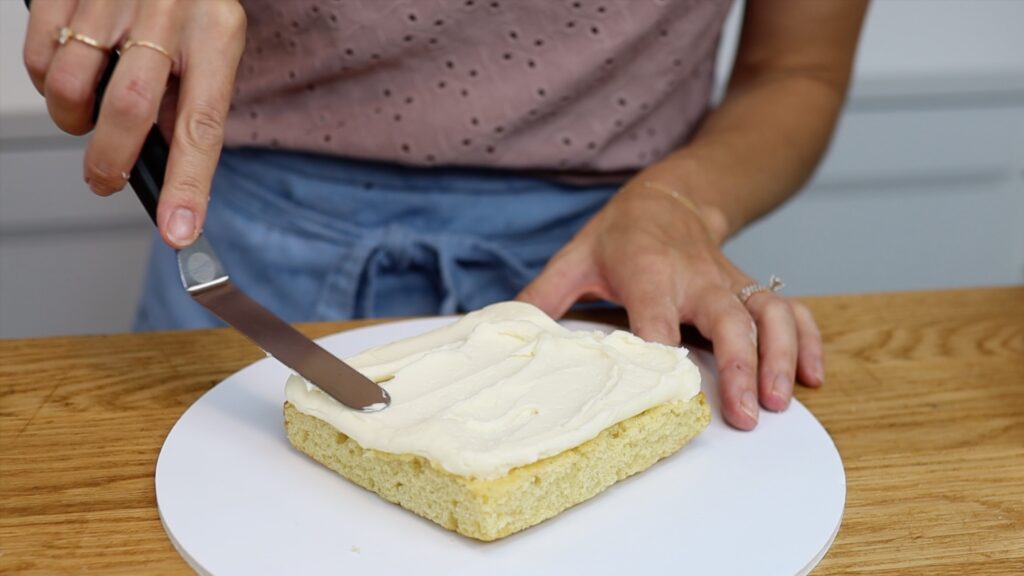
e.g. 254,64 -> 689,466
2,287 -> 1022,574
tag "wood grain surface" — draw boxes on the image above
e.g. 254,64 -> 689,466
1,287 -> 1022,574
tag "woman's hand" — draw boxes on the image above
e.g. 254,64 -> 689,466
517,169 -> 825,430
23,0 -> 246,248
517,0 -> 866,429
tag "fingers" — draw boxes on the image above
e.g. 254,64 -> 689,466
790,301 -> 825,387
627,294 -> 681,346
157,0 -> 246,248
24,0 -> 78,94
690,289 -> 760,430
43,0 -> 130,135
745,293 -> 798,412
86,2 -> 181,196
618,256 -> 682,346
517,244 -> 600,319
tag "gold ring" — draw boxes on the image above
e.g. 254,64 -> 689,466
737,275 -> 785,304
55,26 -> 109,52
120,38 -> 176,67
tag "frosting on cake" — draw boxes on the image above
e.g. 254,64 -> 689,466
285,301 -> 701,479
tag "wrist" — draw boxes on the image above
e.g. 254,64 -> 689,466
635,159 -> 733,245
634,181 -> 724,244
692,197 -> 730,246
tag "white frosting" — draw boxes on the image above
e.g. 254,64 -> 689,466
286,301 -> 701,479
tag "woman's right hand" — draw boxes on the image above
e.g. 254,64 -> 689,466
23,0 -> 246,248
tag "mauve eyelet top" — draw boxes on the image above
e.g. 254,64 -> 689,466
226,0 -> 733,174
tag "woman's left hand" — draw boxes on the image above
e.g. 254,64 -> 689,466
516,169 -> 825,430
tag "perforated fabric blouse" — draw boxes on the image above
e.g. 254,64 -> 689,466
226,0 -> 733,173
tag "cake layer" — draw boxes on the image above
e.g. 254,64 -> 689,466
284,393 -> 709,541
286,302 -> 702,479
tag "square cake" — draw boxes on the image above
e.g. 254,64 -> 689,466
284,301 -> 709,541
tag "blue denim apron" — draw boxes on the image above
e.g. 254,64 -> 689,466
134,148 -> 618,331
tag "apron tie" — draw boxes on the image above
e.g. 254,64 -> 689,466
351,226 -> 535,318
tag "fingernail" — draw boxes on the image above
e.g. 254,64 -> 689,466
772,374 -> 791,409
740,390 -> 758,422
167,208 -> 196,245
814,358 -> 825,384
86,177 -> 111,195
85,164 -> 129,195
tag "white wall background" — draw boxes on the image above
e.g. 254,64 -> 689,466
1,0 -> 1023,338
716,0 -> 1024,296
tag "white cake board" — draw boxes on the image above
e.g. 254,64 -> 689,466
156,318 -> 845,575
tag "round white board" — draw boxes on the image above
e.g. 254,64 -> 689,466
156,318 -> 845,575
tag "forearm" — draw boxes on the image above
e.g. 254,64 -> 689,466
652,69 -> 849,243
639,0 -> 868,245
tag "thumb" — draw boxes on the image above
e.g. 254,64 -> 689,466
157,1 -> 246,248
516,246 -> 597,319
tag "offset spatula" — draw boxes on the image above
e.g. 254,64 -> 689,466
48,0 -> 391,411
175,237 -> 390,413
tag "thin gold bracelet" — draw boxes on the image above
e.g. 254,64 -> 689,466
640,180 -> 713,236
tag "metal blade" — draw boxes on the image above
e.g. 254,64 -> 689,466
177,236 -> 390,412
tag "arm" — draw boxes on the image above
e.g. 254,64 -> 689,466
649,0 -> 869,243
520,0 -> 869,429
